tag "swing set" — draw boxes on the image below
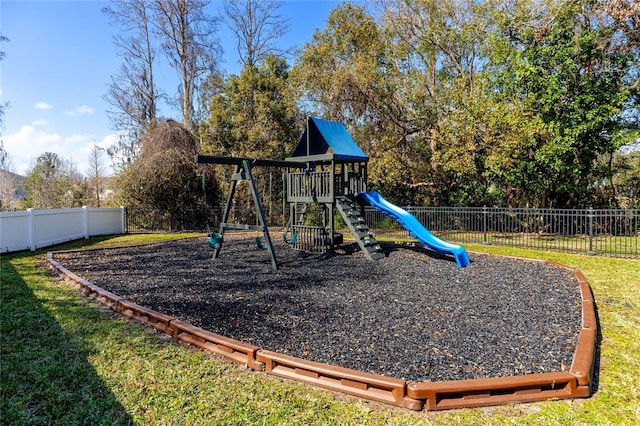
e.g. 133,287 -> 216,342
196,156 -> 307,271
196,117 -> 386,271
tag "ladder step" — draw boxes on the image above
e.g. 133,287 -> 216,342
363,238 -> 378,246
356,231 -> 373,239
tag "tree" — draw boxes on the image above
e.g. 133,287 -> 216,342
291,3 -> 403,175
0,141 -> 17,210
376,0 -> 500,205
200,55 -> 301,218
291,0 -> 638,207
292,1 -> 497,205
222,0 -> 289,68
201,56 -> 300,158
152,0 -> 221,132
86,144 -> 109,207
489,0 -> 639,207
612,149 -> 640,208
221,0 -> 289,126
103,0 -> 160,167
23,153 -> 83,209
118,119 -> 219,213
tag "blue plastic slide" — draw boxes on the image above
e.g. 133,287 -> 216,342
358,191 -> 471,267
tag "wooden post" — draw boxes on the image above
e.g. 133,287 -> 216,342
243,160 -> 279,271
214,164 -> 240,259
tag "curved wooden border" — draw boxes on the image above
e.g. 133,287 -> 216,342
46,252 -> 596,411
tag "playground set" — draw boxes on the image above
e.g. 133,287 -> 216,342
196,116 -> 471,270
44,117 -> 595,411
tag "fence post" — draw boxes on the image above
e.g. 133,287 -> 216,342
28,208 -> 35,251
120,206 -> 126,234
588,207 -> 594,256
483,205 -> 488,245
83,206 -> 89,239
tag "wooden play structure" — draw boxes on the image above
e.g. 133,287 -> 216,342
195,116 -> 384,270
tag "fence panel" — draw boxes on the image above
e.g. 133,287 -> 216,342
31,208 -> 86,250
0,210 -> 31,252
0,207 -> 125,253
87,207 -> 125,236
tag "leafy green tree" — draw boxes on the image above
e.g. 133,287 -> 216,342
24,152 -> 83,209
199,55 -> 300,215
489,0 -> 639,207
201,55 -> 300,159
607,147 -> 640,208
293,1 -> 499,205
292,3 -> 418,202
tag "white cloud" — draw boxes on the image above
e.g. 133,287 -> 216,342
2,126 -> 118,177
31,119 -> 48,126
35,102 -> 53,110
100,133 -> 122,147
66,133 -> 95,144
66,105 -> 95,117
2,125 -> 63,175
69,135 -> 118,177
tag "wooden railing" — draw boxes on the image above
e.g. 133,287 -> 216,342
287,171 -> 366,203
287,171 -> 333,203
290,225 -> 331,253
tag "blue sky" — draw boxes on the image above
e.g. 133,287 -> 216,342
1,0 -> 348,176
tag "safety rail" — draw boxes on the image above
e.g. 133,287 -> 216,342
287,171 -> 333,203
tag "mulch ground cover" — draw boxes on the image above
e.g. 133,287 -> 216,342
53,234 -> 582,383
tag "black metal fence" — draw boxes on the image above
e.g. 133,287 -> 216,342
126,205 -> 639,258
363,207 -> 639,258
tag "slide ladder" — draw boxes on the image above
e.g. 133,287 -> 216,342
335,196 -> 385,260
358,191 -> 470,267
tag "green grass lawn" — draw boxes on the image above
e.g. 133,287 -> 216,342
1,234 -> 639,425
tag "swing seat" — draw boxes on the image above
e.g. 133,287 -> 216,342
255,236 -> 267,250
283,231 -> 298,245
208,233 -> 223,250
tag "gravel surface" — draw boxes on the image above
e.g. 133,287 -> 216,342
54,234 -> 582,383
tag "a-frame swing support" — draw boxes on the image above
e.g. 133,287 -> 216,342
196,155 -> 307,271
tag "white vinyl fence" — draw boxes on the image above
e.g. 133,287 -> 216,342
0,207 -> 125,253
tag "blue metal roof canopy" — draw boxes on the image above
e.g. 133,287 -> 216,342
289,117 -> 368,162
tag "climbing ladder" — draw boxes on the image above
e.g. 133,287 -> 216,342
335,196 -> 385,260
